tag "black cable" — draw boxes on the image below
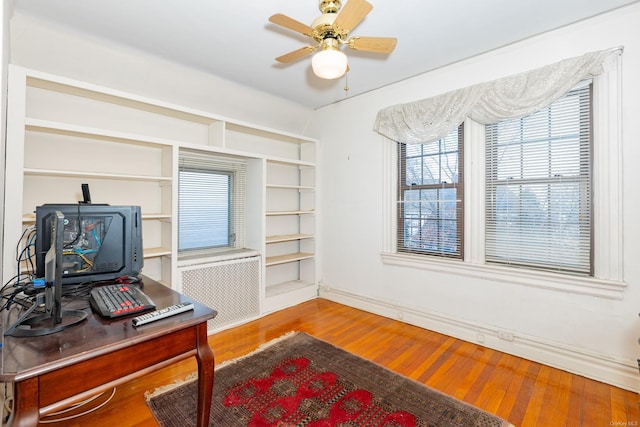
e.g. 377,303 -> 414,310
1,287 -> 37,313
61,281 -> 95,300
23,229 -> 37,276
11,227 -> 37,294
0,275 -> 31,297
14,227 -> 32,261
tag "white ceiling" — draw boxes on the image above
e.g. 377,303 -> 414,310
12,0 -> 640,110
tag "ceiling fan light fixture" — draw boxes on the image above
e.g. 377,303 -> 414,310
271,0 -> 396,81
312,43 -> 348,79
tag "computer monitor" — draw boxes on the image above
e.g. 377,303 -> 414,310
45,210 -> 65,324
35,204 -> 143,285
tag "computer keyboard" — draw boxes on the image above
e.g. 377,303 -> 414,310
89,284 -> 156,318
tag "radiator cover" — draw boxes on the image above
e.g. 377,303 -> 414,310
178,255 -> 261,332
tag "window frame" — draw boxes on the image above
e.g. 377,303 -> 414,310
396,124 -> 464,259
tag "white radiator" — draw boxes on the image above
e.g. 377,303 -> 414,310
178,254 -> 261,332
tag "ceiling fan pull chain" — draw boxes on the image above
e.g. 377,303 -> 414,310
344,68 -> 350,95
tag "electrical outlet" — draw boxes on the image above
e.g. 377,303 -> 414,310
497,330 -> 515,341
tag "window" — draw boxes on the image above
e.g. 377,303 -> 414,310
382,53 -> 623,297
178,154 -> 246,254
397,125 -> 463,258
485,83 -> 592,275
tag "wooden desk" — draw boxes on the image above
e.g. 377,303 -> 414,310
0,278 -> 217,427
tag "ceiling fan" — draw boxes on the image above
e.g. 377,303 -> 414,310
269,0 -> 397,80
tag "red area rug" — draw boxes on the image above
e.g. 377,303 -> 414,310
146,332 -> 513,426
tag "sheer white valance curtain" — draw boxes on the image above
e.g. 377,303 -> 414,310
373,47 -> 623,144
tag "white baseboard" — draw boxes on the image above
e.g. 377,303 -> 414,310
319,285 -> 640,392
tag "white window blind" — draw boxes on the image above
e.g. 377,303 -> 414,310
397,125 -> 464,258
485,83 -> 592,274
178,153 -> 246,253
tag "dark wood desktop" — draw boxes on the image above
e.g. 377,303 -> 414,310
0,277 -> 217,427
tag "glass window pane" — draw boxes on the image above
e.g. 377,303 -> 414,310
398,125 -> 463,258
422,156 -> 440,185
179,170 -> 231,251
405,157 -> 422,186
441,151 -> 459,183
486,84 -> 591,274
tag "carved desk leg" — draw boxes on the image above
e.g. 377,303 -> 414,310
195,322 -> 215,427
12,377 -> 40,427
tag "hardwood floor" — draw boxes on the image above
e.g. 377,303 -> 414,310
36,298 -> 639,426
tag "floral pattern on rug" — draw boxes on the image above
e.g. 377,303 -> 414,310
223,356 -> 417,426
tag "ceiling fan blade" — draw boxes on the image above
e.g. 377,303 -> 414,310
348,36 -> 397,54
269,13 -> 313,36
333,0 -> 373,33
275,46 -> 316,63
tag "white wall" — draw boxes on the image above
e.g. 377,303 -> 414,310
9,12 -> 315,135
313,4 -> 640,391
1,1 -> 12,278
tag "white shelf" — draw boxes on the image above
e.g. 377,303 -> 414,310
265,156 -> 315,167
141,213 -> 172,220
266,280 -> 316,297
266,234 -> 314,243
144,247 -> 171,258
264,280 -> 318,313
266,210 -> 314,216
265,252 -> 314,266
25,118 -> 182,148
266,184 -> 315,191
23,168 -> 171,182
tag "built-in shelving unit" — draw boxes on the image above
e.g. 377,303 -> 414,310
3,65 -> 318,316
262,141 -> 316,312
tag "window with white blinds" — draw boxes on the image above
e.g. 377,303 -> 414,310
178,153 -> 246,253
397,125 -> 464,258
485,82 -> 592,274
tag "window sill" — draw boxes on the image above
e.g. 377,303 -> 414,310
178,248 -> 260,267
380,252 -> 627,300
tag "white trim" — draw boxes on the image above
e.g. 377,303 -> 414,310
464,120 -> 486,263
592,52 -> 624,281
381,136 -> 396,254
381,252 -> 626,299
319,285 -> 640,392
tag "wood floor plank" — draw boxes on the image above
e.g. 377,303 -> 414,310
462,350 -> 504,404
407,336 -> 457,380
472,353 -> 520,414
417,338 -> 465,385
611,386 -> 629,425
499,354 -> 541,424
34,299 -> 639,426
583,378 -> 612,426
426,341 -> 478,395
625,389 -> 640,422
521,365 -> 572,426
565,374 -> 586,427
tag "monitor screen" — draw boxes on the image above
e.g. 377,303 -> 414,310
35,204 -> 143,284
